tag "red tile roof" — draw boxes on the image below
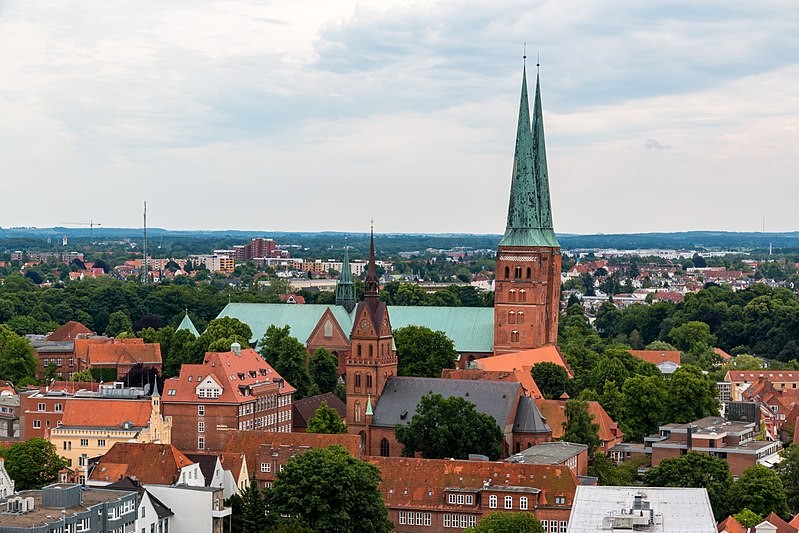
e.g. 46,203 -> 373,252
163,348 -> 294,405
441,368 -> 543,399
717,516 -> 746,533
535,399 -> 623,444
60,398 -> 152,428
727,371 -> 799,383
87,341 -> 162,366
47,321 -> 93,341
763,512 -> 798,533
476,346 -> 573,378
367,457 -> 578,509
714,347 -> 733,361
628,350 -> 681,365
88,443 -> 194,485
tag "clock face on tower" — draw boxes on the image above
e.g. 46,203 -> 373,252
360,319 -> 369,331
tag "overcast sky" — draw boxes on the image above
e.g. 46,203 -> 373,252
1,0 -> 797,235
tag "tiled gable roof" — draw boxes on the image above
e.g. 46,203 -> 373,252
87,342 -> 162,366
61,398 -> 151,428
717,515 -> 746,533
89,443 -> 194,485
727,371 -> 799,382
628,350 -> 681,365
292,392 -> 346,429
476,345 -> 573,378
441,368 -> 543,399
47,321 -> 93,341
763,512 -> 798,533
535,399 -> 622,443
368,457 -> 577,509
371,376 -> 520,429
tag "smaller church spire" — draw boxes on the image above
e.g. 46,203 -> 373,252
335,238 -> 356,312
364,222 -> 379,302
365,394 -> 373,417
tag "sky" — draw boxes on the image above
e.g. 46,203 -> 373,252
1,0 -> 798,235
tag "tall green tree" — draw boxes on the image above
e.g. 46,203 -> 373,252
644,452 -> 733,520
562,399 -> 600,454
105,310 -> 133,336
621,375 -> 666,440
395,394 -> 504,460
309,348 -> 339,394
307,402 -> 347,434
776,445 -> 799,513
394,326 -> 457,378
267,445 -> 392,532
239,481 -> 266,533
2,438 -> 69,490
274,336 -> 313,400
259,325 -> 292,367
531,362 -> 570,399
464,512 -> 544,532
730,465 -> 790,519
665,365 -> 719,423
0,324 -> 38,384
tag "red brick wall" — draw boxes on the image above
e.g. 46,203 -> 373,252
19,394 -> 66,440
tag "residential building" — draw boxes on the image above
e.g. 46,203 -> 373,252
507,442 -> 589,477
536,399 -> 624,454
144,485 -> 230,533
0,459 -> 14,498
49,391 -> 172,483
19,383 -> 102,440
47,321 -> 94,342
566,486 -> 716,533
0,483 -> 136,533
88,442 -> 203,487
369,457 -> 576,532
725,371 -> 799,401
646,416 -> 782,477
161,344 -> 295,453
74,338 -> 163,380
104,478 -> 173,533
0,389 -> 19,441
493,66 -> 561,354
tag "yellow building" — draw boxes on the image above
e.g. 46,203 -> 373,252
49,390 -> 172,483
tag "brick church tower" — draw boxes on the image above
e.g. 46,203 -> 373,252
494,63 -> 561,355
346,226 -> 397,453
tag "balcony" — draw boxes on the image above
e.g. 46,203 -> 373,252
213,507 -> 232,518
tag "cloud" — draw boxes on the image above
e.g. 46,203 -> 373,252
645,138 -> 671,150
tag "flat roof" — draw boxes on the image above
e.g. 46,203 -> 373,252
508,442 -> 588,464
0,488 -> 131,528
566,486 -> 716,533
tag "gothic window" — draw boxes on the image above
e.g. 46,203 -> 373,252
511,330 -> 520,343
514,266 -> 522,278
357,344 -> 362,357
369,345 -> 374,358
509,289 -> 516,302
518,311 -> 524,324
355,373 -> 361,391
323,321 -> 333,338
504,266 -> 510,279
380,438 -> 390,457
508,311 -> 516,324
519,289 -> 526,302
526,267 -> 531,279
354,401 -> 361,423
367,374 -> 373,390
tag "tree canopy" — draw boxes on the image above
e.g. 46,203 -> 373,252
1,438 -> 69,490
0,324 -> 38,384
394,326 -> 458,378
394,393 -> 504,460
267,445 -> 392,532
531,362 -> 570,399
464,512 -> 544,532
562,399 -> 600,454
307,402 -> 347,434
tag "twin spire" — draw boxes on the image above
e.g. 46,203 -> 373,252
500,62 -> 558,248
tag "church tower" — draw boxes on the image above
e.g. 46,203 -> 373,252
493,63 -> 561,354
335,240 -> 357,312
346,226 -> 397,452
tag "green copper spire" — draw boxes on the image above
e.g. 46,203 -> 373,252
335,239 -> 356,312
177,311 -> 200,338
499,64 -> 559,248
365,394 -> 373,416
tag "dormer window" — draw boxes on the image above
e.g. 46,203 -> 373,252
238,373 -> 246,381
259,368 -> 267,376
249,370 -> 257,378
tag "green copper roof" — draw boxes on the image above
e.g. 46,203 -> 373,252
177,313 -> 200,338
335,244 -> 356,312
499,66 -> 559,248
216,303 -> 495,354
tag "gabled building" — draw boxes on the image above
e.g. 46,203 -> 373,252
535,399 -> 624,454
104,477 -> 174,533
161,344 -> 295,453
88,442 -> 202,487
369,457 -> 577,532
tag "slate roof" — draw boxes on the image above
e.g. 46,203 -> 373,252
513,396 -> 551,434
104,477 -> 174,519
371,376 -> 521,430
89,443 -> 194,485
47,321 -> 93,341
185,454 -> 218,487
292,392 -> 346,430
216,302 -> 496,353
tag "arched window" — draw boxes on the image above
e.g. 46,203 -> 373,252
504,266 -> 510,279
519,289 -> 526,302
511,330 -> 520,343
323,320 -> 333,338
526,267 -> 531,279
354,401 -> 362,423
514,266 -> 522,278
508,311 -> 516,324
509,289 -> 516,302
366,374 -> 373,390
380,438 -> 390,457
355,373 -> 361,390
517,311 -> 524,324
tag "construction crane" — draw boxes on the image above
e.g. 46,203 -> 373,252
61,220 -> 102,239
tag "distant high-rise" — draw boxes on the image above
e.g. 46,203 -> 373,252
493,63 -> 561,354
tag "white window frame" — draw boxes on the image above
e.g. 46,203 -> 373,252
489,495 -> 497,508
198,405 -> 205,416
448,493 -> 456,504
520,496 -> 528,510
505,495 -> 513,509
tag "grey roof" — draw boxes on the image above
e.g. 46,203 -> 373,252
34,341 -> 75,353
371,377 -> 520,430
567,486 -> 717,533
512,396 -> 551,434
509,441 -> 587,465
105,477 -> 174,519
292,392 -> 346,429
185,454 -> 218,487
